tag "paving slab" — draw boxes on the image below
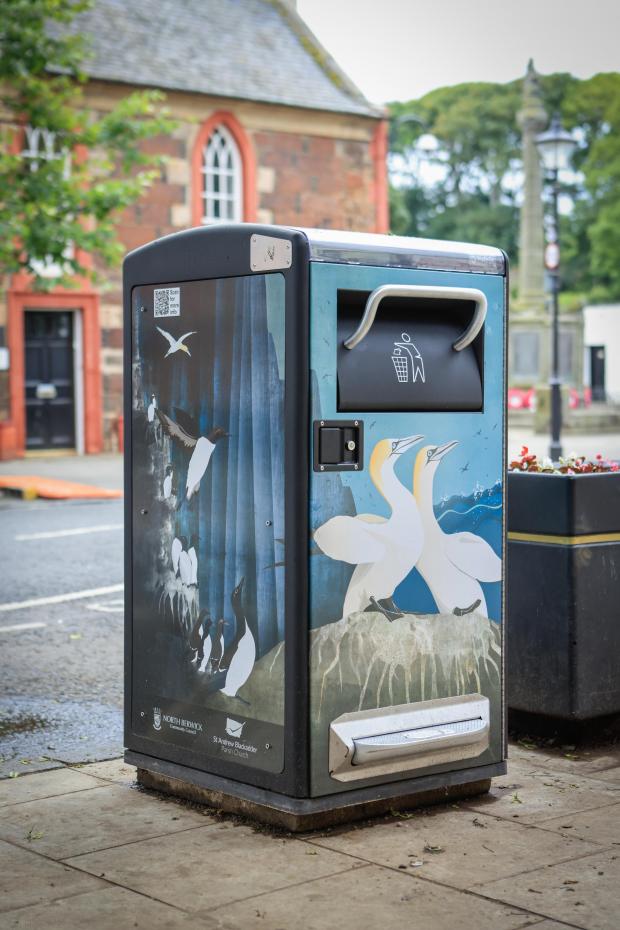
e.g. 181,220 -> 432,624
465,767 -> 620,824
307,807 -> 603,890
478,849 -> 620,930
524,924 -> 585,929
0,886 -> 217,930
203,862 -> 539,930
0,784 -> 213,859
0,838 -> 104,913
509,744 -> 620,778
0,766 -> 108,808
586,766 -> 620,786
536,803 -> 620,848
63,821 -> 366,911
76,759 -> 137,787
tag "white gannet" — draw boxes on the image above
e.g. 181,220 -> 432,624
313,435 -> 424,620
178,544 -> 193,587
163,465 -> 173,499
220,578 -> 255,700
188,535 -> 198,586
413,441 -> 502,618
156,327 -> 196,357
147,394 -> 157,422
155,407 -> 227,503
171,536 -> 183,575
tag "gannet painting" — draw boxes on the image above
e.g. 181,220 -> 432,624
413,441 -> 502,617
156,326 -> 196,357
314,435 -> 424,621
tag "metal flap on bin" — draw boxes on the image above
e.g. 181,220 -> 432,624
329,694 -> 490,782
337,286 -> 485,412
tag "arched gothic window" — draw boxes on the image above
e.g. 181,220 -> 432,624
201,125 -> 243,223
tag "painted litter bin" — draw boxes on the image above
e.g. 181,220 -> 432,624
123,225 -> 507,829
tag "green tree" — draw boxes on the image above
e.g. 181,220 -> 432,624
389,72 -> 620,302
564,73 -> 620,298
389,81 -> 522,258
0,0 -> 174,288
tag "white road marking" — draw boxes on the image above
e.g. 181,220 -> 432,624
0,584 -> 124,614
0,622 -> 47,633
86,599 -> 124,614
15,523 -> 123,541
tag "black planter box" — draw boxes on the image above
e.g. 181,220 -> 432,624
507,471 -> 620,721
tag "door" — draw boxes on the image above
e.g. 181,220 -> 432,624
590,345 -> 606,402
24,310 -> 75,450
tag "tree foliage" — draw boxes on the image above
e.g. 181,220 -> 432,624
389,72 -> 620,301
0,0 -> 174,288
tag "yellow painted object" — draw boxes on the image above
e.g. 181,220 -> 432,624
0,475 -> 122,500
508,530 -> 620,546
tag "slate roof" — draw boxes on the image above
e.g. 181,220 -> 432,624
65,0 -> 381,118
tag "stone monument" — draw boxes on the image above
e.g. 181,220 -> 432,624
511,61 -> 583,426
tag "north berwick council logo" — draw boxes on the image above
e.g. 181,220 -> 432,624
153,707 -> 162,731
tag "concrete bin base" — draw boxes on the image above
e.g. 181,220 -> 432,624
129,751 -> 501,832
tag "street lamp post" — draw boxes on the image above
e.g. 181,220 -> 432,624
535,114 -> 577,461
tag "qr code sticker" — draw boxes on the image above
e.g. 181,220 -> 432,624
153,287 -> 181,318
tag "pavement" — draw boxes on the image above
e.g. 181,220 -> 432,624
0,452 -> 123,492
0,742 -> 618,929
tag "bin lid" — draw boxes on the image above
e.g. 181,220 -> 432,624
292,227 -> 505,275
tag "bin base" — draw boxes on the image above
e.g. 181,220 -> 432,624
127,751 -> 504,832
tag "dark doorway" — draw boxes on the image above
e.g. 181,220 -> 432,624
590,345 -> 606,402
24,310 -> 76,450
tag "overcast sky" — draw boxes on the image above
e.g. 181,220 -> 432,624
296,0 -> 620,105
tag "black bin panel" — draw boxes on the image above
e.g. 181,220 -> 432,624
337,290 -> 483,412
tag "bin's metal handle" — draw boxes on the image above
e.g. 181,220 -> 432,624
343,284 -> 488,352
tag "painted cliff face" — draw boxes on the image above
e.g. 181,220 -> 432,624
308,261 -> 505,794
130,273 -> 286,774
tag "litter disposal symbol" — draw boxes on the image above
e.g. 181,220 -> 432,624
392,333 -> 425,384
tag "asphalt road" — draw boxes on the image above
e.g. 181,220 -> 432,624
0,495 -> 124,777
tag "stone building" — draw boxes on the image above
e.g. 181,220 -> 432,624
0,0 -> 386,459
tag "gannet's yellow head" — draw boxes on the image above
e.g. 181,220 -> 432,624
370,435 -> 424,501
413,441 -> 459,498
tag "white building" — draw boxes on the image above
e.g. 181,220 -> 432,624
583,304 -> 620,403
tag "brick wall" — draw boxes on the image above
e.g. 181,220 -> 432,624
253,131 -> 375,230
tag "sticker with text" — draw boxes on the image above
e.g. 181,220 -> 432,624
154,287 -> 181,318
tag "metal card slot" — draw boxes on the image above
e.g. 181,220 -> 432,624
329,694 -> 490,782
352,716 -> 487,766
